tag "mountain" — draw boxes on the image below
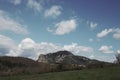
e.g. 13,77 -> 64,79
0,51 -> 113,76
37,50 -> 100,65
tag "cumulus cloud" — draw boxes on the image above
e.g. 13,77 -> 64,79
63,43 -> 94,54
7,38 -> 38,59
2,36 -> 116,62
0,34 -> 15,56
37,42 -> 62,55
48,19 -> 77,35
0,10 -> 28,34
44,5 -> 62,17
99,45 -> 114,54
27,0 -> 42,12
6,38 -> 93,60
17,38 -> 38,59
97,29 -> 113,38
10,0 -> 21,5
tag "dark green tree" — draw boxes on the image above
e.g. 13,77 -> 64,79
116,53 -> 120,64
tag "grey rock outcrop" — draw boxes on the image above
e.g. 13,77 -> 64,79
37,51 -> 97,65
38,54 -> 48,63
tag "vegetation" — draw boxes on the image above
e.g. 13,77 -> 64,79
0,56 -> 54,76
116,54 -> 120,64
0,56 -> 120,80
0,66 -> 120,80
0,56 -> 117,76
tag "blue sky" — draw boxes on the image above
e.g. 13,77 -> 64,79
0,0 -> 120,62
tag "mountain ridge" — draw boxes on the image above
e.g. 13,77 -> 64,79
0,50 -> 114,76
37,50 -> 100,65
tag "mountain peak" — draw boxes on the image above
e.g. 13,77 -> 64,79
47,50 -> 74,57
37,50 -> 92,64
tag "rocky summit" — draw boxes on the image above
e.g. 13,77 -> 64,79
37,50 -> 98,65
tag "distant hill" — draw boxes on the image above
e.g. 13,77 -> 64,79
37,50 -> 101,65
0,56 -> 52,76
0,56 -> 39,67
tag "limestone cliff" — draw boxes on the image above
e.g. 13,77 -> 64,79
38,54 -> 48,63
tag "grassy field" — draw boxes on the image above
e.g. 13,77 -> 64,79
0,66 -> 120,80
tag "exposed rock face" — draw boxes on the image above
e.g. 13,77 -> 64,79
37,50 -> 97,65
38,54 -> 48,63
45,51 -> 74,64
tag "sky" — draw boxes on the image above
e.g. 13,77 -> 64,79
0,0 -> 120,62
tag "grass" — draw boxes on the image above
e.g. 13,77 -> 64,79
0,66 -> 120,80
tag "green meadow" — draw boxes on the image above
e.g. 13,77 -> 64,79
0,66 -> 120,80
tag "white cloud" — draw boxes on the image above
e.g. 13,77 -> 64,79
90,22 -> 98,29
7,38 -> 38,59
97,29 -> 113,38
9,0 -> 42,12
44,5 -> 62,17
89,55 -> 115,62
113,28 -> 120,40
113,33 -> 120,40
0,10 -> 29,34
89,38 -> 94,42
0,34 -> 15,56
89,55 -> 95,59
6,38 -> 93,60
117,50 -> 120,54
47,27 -> 53,33
37,42 -> 63,55
63,43 -> 94,54
99,45 -> 114,54
7,40 -> 59,59
97,28 -> 120,40
87,21 -> 98,29
10,0 -> 21,5
19,38 -> 35,50
51,19 -> 77,35
17,38 -> 37,59
27,0 -> 42,12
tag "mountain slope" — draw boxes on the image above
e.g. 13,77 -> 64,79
0,56 -> 52,76
0,51 -> 113,76
38,50 -> 100,65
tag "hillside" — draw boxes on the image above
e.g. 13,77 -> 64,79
38,50 -> 102,64
0,66 -> 120,80
0,56 -> 53,76
0,51 -> 114,76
